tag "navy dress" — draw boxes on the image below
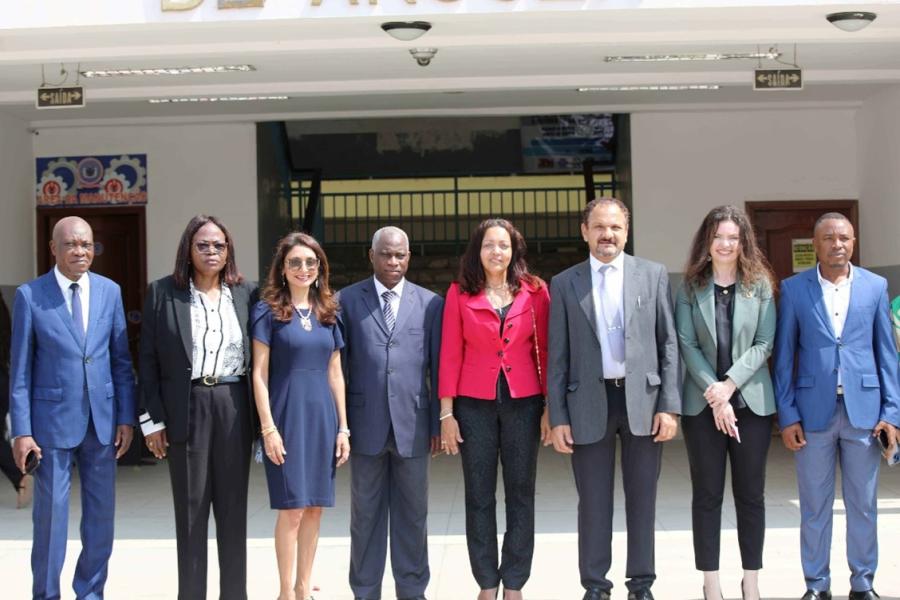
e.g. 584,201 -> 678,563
251,301 -> 344,509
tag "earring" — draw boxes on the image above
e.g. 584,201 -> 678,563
707,255 -> 712,262
314,278 -> 319,289
282,274 -> 286,286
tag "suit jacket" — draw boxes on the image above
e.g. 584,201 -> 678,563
138,275 -> 257,444
438,280 -> 549,400
675,278 -> 776,417
337,278 -> 443,458
547,255 -> 680,443
773,266 -> 900,431
9,271 -> 135,448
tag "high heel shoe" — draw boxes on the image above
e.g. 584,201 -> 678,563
702,586 -> 724,600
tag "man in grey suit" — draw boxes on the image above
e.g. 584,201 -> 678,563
338,226 -> 443,600
547,197 -> 681,600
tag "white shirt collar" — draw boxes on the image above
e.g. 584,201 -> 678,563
589,251 -> 625,273
816,262 -> 853,288
54,265 -> 89,294
373,276 -> 405,300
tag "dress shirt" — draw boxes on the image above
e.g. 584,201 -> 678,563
589,252 -> 626,379
817,263 -> 853,388
374,276 -> 405,320
189,281 -> 244,380
54,266 -> 89,333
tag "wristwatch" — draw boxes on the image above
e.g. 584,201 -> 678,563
338,427 -> 351,437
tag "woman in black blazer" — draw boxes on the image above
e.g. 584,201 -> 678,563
138,215 -> 257,600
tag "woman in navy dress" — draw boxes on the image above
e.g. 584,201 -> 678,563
252,232 -> 350,600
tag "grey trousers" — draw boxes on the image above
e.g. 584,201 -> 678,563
349,432 -> 430,600
571,383 -> 662,594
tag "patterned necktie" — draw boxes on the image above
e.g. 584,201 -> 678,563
70,282 -> 85,341
381,290 -> 397,332
598,265 -> 625,361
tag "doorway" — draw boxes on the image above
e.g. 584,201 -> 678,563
745,200 -> 859,284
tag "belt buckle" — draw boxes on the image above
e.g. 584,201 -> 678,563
836,384 -> 844,396
202,375 -> 218,386
614,378 -> 623,388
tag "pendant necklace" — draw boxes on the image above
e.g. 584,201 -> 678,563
294,305 -> 313,332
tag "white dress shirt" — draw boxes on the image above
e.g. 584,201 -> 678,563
54,265 -> 89,333
189,281 -> 244,380
817,262 -> 853,388
589,252 -> 626,379
374,276 -> 405,321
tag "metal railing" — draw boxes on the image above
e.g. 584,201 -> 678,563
290,178 -> 616,248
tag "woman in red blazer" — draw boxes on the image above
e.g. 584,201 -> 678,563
439,218 -> 551,600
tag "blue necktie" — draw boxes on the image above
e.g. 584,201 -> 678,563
381,290 -> 396,332
70,282 -> 85,343
598,265 -> 625,362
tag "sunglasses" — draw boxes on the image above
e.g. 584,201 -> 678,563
194,241 -> 228,254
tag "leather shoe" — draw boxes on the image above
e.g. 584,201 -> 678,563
848,591 -> 880,600
583,589 -> 611,600
801,592 -> 831,600
627,591 -> 654,600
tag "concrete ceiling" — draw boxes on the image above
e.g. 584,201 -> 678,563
2,3 -> 899,126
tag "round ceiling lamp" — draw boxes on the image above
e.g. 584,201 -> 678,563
381,21 -> 432,42
826,11 -> 877,32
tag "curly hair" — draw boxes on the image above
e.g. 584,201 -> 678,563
172,215 -> 243,289
683,205 -> 776,296
457,218 -> 543,295
260,232 -> 338,324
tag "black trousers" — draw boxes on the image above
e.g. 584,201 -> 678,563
682,406 -> 773,571
454,395 -> 543,591
571,383 -> 661,594
167,381 -> 252,600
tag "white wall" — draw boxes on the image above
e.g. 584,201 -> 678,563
631,108 -> 859,272
32,122 -> 259,282
857,85 -> 900,269
0,112 -> 35,286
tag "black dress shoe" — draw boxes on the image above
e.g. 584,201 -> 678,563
583,588 -> 611,600
627,590 -> 654,600
801,591 -> 832,600
848,591 -> 880,600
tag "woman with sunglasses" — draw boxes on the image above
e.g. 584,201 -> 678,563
252,232 -> 350,600
139,215 -> 257,600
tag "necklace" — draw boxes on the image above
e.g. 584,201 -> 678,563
294,305 -> 313,332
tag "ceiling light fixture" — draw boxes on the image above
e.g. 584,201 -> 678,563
604,50 -> 779,63
148,95 -> 288,104
381,21 -> 432,41
826,11 -> 877,32
82,65 -> 255,78
577,85 -> 721,92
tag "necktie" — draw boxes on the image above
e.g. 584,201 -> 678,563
381,290 -> 396,332
70,282 -> 85,342
598,265 -> 625,361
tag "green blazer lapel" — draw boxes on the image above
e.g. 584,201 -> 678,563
696,280 -> 716,348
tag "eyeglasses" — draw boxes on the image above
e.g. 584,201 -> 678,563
62,241 -> 94,252
194,241 -> 228,254
285,257 -> 320,271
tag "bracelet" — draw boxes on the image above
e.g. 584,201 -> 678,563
261,425 -> 278,437
439,411 -> 454,421
337,427 -> 351,437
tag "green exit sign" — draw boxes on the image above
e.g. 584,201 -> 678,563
37,86 -> 86,109
754,69 -> 803,91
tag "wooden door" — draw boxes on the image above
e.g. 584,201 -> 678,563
745,200 -> 859,284
36,207 -> 147,366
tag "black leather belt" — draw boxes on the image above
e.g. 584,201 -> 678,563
604,378 -> 625,388
191,375 -> 244,386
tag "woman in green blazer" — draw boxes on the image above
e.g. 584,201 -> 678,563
674,205 -> 777,600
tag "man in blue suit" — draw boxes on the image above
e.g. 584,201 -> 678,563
10,216 -> 135,600
774,212 -> 899,600
338,226 -> 443,600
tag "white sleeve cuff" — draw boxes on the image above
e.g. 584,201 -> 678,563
139,411 -> 166,436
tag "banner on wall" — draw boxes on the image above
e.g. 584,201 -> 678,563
520,114 -> 616,173
36,154 -> 148,207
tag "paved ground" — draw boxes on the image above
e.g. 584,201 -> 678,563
1,439 -> 899,599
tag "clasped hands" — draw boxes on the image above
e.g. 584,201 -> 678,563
705,379 -> 739,440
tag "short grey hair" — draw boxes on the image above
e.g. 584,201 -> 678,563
371,226 -> 409,251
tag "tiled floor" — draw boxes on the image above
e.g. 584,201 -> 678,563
2,439 -> 899,599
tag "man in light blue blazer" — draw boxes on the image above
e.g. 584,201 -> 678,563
10,216 -> 135,600
774,212 -> 899,600
338,226 -> 443,600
